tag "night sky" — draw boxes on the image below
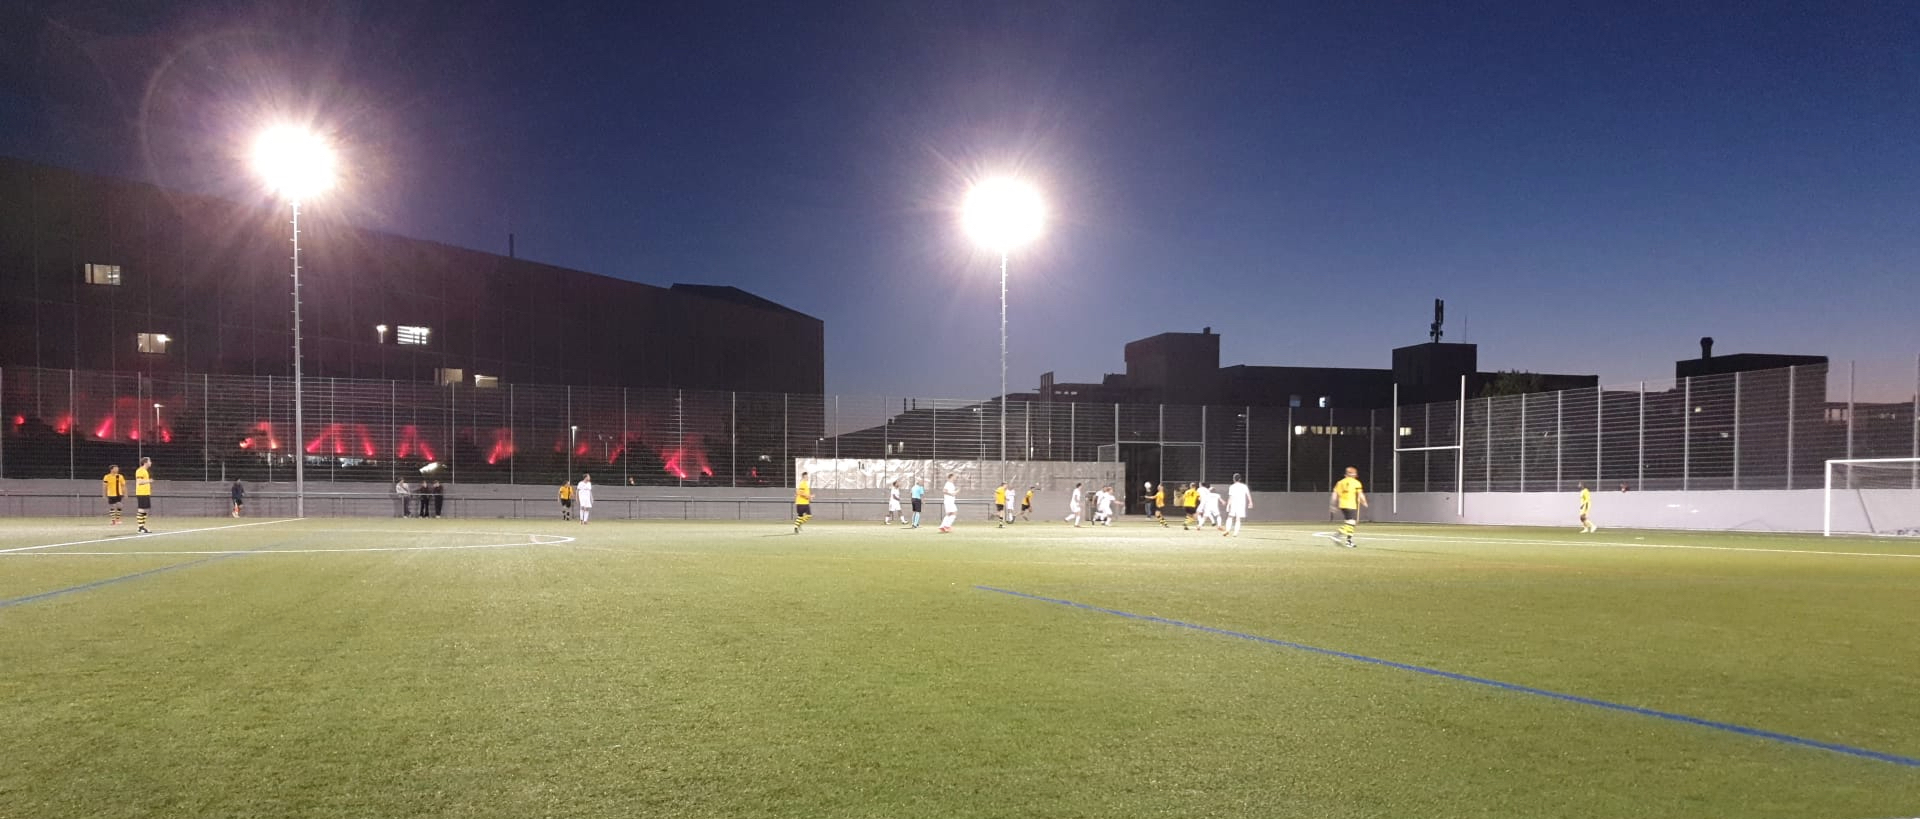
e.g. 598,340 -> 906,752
3,0 -> 1917,399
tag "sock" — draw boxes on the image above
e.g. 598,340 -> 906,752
110,508 -> 120,524
580,509 -> 590,523
136,510 -> 149,529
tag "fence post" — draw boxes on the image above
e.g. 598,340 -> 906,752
727,391 -> 734,488
1847,361 -> 1856,463
69,369 -> 76,480
0,367 -> 5,478
932,398 -> 938,460
1554,390 -> 1562,490
508,384 -> 515,485
1786,366 -> 1795,490
203,373 -> 210,482
782,393 -> 789,486
1485,397 -> 1492,491
681,389 -> 688,487
882,396 -> 889,459
1069,402 -> 1076,461
1913,354 -> 1919,490
1733,371 -> 1741,490
1682,376 -> 1691,492
1637,382 -> 1645,490
1285,406 -> 1293,492
625,388 -> 632,487
831,394 -> 838,464
1157,404 -> 1165,485
1595,385 -> 1603,486
1518,394 -> 1526,493
1243,406 -> 1250,482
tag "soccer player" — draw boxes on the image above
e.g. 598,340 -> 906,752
885,480 -> 903,525
993,481 -> 1009,528
558,481 -> 573,520
1020,485 -> 1035,522
793,472 -> 812,533
576,474 -> 594,524
1331,466 -> 1368,548
1224,473 -> 1251,537
1064,481 -> 1083,527
133,457 -> 154,534
102,465 -> 125,525
939,473 -> 958,533
1095,485 -> 1116,526
1578,482 -> 1595,533
910,477 -> 925,528
1198,482 -> 1222,529
1181,483 -> 1199,530
230,480 -> 246,518
1151,482 -> 1168,527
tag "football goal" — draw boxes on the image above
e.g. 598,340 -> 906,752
1824,458 -> 1920,537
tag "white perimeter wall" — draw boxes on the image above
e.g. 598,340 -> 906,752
1251,489 -> 1908,534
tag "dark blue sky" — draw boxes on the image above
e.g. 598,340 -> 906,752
3,0 -> 1917,399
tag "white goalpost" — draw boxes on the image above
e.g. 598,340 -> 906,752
1824,457 -> 1920,537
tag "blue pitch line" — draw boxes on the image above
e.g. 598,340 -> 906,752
974,585 -> 1920,769
0,553 -> 244,611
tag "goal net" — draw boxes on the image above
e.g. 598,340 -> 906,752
1824,458 -> 1920,537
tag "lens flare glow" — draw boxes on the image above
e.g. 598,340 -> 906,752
252,125 -> 337,200
961,178 -> 1046,252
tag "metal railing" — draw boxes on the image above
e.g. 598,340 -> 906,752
2,360 -> 1914,494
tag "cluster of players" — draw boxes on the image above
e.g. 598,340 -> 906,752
787,471 -> 1264,538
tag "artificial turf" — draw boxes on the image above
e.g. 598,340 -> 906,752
1,516 -> 1916,818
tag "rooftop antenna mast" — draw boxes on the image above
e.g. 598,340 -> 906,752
1430,299 -> 1445,343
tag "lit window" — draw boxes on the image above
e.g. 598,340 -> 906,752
434,368 -> 465,386
1293,425 -> 1307,436
84,263 -> 122,286
136,333 -> 171,354
1317,396 -> 1329,409
473,374 -> 501,389
398,325 -> 431,345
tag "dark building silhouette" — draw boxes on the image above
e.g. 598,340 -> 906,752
1038,329 -> 1595,410
0,157 -> 822,394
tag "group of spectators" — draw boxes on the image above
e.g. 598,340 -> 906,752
394,479 -> 446,518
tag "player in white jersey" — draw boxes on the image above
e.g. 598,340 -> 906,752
1094,485 -> 1116,525
1065,481 -> 1084,527
1198,482 -> 1223,528
885,480 -> 903,525
1223,473 -> 1251,537
939,473 -> 959,533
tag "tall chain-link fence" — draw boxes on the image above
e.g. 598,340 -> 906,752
0,361 -> 1913,493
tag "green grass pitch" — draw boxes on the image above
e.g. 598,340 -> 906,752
2,515 -> 1917,818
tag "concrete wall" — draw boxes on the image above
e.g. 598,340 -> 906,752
0,479 -> 1091,522
1253,488 -> 1912,534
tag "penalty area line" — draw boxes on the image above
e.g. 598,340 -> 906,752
0,518 -> 298,554
1353,531 -> 1920,560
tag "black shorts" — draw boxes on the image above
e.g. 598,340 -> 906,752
106,495 -> 122,505
136,496 -> 152,510
1183,505 -> 1194,516
911,498 -> 923,512
795,503 -> 811,516
561,498 -> 573,507
994,503 -> 1006,512
232,498 -> 244,506
1340,507 -> 1357,523
1019,503 -> 1031,512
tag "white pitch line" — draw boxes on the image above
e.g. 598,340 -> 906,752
0,518 -> 298,554
0,533 -> 576,556
1354,531 -> 1920,560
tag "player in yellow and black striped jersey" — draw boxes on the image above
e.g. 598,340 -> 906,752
133,457 -> 154,533
1151,483 -> 1168,527
1019,486 -> 1035,522
102,465 -> 126,525
1181,484 -> 1199,529
793,472 -> 812,533
1578,483 -> 1595,533
1330,466 -> 1367,548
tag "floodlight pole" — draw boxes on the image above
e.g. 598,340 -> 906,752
999,251 -> 1008,464
290,199 -> 306,518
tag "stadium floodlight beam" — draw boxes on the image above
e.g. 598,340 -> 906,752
961,177 -> 1046,463
251,125 -> 337,519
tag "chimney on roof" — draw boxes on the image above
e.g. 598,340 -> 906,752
1202,326 -> 1211,335
1700,336 -> 1714,360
